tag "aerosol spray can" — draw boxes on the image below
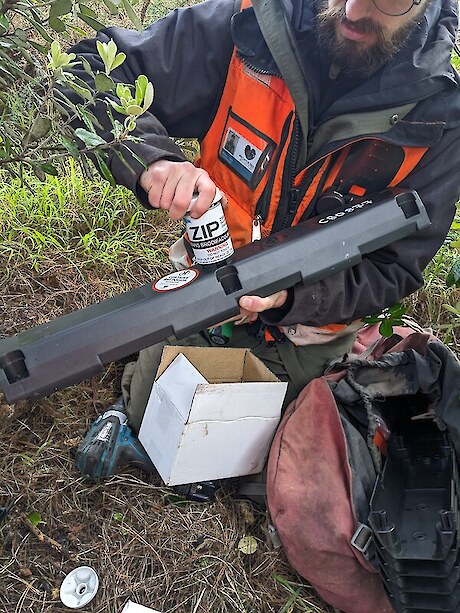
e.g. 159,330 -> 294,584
184,188 -> 234,268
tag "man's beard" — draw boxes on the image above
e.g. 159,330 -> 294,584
316,4 -> 421,76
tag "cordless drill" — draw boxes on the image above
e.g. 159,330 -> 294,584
75,409 -> 155,479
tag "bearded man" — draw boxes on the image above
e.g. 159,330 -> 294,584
65,0 -> 459,488
60,1 -> 460,608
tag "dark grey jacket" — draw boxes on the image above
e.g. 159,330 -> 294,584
64,0 -> 460,327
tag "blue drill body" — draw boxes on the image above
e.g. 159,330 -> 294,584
75,411 -> 154,479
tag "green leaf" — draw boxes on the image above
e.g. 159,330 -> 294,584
96,39 -> 111,72
446,260 -> 460,288
14,28 -> 28,42
95,152 -> 116,185
361,315 -> 380,324
95,72 -> 115,92
67,23 -> 88,36
19,11 -> 53,42
449,238 -> 460,249
27,511 -> 42,526
124,146 -> 147,169
102,0 -> 120,14
96,40 -> 125,75
80,108 -> 103,130
61,136 -> 80,158
0,14 -> 9,35
67,80 -> 94,103
105,39 -> 118,70
126,103 -> 143,115
125,116 -> 137,131
112,512 -> 124,522
50,0 -> 73,17
49,16 -> 66,33
113,148 -> 139,174
443,303 -> 460,317
115,82 -> 131,100
31,166 -> 46,181
388,303 -> 407,318
143,81 -> 154,109
74,128 -> 106,147
29,41 -> 48,55
81,57 -> 95,77
109,101 -> 127,115
121,0 -> 143,30
379,319 -> 394,338
135,74 -> 147,104
40,163 -> 59,176
110,52 -> 126,72
28,117 -> 52,142
78,13 -> 106,31
162,492 -> 189,505
78,3 -> 100,18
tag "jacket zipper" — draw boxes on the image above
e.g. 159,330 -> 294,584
271,115 -> 301,232
253,111 -> 293,225
238,56 -> 281,79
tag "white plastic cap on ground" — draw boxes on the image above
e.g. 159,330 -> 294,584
60,566 -> 99,609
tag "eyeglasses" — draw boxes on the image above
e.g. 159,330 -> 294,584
371,0 -> 423,16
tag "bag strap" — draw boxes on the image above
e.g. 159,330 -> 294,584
251,0 -> 309,166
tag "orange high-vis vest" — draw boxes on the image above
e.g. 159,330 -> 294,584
195,0 -> 428,337
197,0 -> 428,250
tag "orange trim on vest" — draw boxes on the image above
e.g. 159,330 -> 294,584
389,146 -> 428,187
291,156 -> 331,225
199,54 -> 428,249
322,148 -> 350,192
349,185 -> 366,197
320,323 -> 348,333
373,428 -> 388,455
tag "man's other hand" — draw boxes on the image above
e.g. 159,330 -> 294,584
237,291 -> 288,324
139,160 -> 217,220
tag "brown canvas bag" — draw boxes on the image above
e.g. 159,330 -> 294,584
266,327 -> 460,613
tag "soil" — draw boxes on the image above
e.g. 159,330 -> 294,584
0,259 -> 335,613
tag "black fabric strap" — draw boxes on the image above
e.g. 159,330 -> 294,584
252,0 -> 310,166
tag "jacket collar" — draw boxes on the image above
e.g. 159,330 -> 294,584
232,0 -> 459,114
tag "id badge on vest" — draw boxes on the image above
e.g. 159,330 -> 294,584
218,108 -> 275,190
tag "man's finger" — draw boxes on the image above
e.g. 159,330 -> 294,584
188,171 -> 217,218
239,290 -> 288,313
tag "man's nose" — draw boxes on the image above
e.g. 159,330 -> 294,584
344,0 -> 373,21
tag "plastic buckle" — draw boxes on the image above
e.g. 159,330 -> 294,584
351,522 -> 373,558
173,481 -> 219,503
268,523 -> 282,549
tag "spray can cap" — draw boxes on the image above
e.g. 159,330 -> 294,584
188,187 -> 222,214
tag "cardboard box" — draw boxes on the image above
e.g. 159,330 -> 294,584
138,346 -> 287,486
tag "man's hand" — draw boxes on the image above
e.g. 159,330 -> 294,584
139,160 -> 217,220
237,290 -> 288,324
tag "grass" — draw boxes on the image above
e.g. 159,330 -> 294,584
405,212 -> 460,349
0,162 -> 342,613
0,159 -> 179,290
